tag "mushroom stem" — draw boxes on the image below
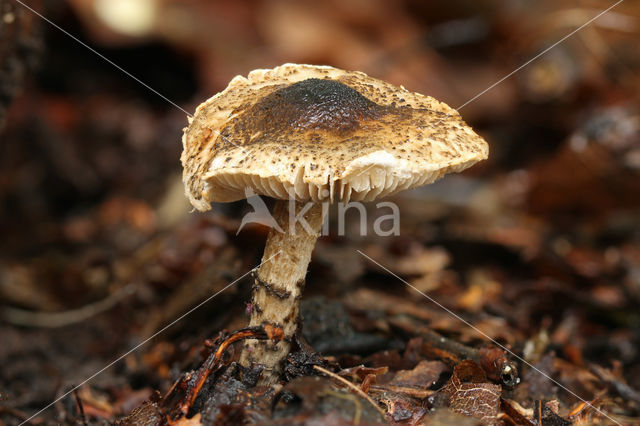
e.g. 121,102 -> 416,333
239,199 -> 326,384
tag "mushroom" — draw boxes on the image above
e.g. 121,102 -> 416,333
181,63 -> 488,384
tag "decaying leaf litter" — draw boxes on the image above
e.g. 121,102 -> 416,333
1,0 -> 640,424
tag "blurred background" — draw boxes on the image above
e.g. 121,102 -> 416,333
1,0 -> 639,423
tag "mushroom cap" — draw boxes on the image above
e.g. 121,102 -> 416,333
182,64 -> 488,211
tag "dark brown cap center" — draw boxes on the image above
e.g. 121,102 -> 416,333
248,78 -> 384,134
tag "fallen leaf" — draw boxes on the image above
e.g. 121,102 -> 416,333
388,360 -> 448,390
430,360 -> 502,425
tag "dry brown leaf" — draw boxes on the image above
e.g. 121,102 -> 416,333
388,360 -> 449,390
432,360 -> 502,425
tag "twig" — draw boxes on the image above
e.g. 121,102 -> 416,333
1,285 -> 136,328
73,389 -> 87,426
313,365 -> 386,418
589,364 -> 640,404
0,405 -> 39,423
369,384 -> 434,399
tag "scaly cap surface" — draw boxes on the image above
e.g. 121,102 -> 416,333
181,63 -> 488,211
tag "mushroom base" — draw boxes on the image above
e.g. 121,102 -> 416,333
239,199 -> 326,385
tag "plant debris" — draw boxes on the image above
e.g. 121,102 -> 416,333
2,1 -> 640,425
